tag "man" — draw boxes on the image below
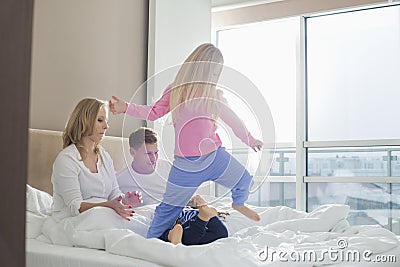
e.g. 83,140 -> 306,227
117,127 -> 171,205
117,127 -> 229,245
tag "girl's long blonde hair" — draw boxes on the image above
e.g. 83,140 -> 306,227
63,98 -> 105,161
169,43 -> 224,121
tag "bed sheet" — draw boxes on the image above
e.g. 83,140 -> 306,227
27,237 -> 400,267
334,236 -> 400,267
26,185 -> 400,267
26,238 -> 163,267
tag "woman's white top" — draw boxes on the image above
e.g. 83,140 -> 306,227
51,144 -> 122,221
43,144 -> 151,241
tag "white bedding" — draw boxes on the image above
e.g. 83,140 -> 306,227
26,238 -> 163,267
27,185 -> 399,267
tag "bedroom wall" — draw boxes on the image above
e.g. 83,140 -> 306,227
147,0 -> 213,195
147,0 -> 211,160
212,0 -> 387,28
30,0 -> 149,137
0,0 -> 33,266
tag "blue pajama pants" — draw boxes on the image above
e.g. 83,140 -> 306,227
159,216 -> 228,245
147,147 -> 253,238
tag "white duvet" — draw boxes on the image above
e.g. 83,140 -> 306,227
27,185 -> 399,266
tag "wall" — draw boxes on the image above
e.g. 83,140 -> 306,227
147,0 -> 212,195
147,0 -> 212,159
0,0 -> 33,266
30,0 -> 149,137
212,0 -> 386,28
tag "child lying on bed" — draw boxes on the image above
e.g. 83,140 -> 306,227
117,127 -> 229,245
161,195 -> 229,245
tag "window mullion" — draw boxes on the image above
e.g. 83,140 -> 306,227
296,16 -> 307,211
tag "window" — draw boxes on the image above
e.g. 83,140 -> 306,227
307,6 -> 400,141
306,5 -> 400,234
215,17 -> 298,207
217,17 -> 298,144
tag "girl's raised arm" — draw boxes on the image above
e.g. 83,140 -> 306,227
110,86 -> 172,121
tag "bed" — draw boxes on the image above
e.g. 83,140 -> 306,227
26,128 -> 400,267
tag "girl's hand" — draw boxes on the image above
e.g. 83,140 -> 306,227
251,139 -> 263,152
122,191 -> 143,207
109,96 -> 128,114
108,195 -> 135,221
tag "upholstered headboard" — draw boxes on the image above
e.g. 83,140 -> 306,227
27,128 -> 131,195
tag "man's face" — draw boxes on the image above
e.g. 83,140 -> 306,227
131,142 -> 159,173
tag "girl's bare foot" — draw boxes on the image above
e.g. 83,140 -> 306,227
232,203 -> 261,221
197,205 -> 218,222
168,224 -> 183,245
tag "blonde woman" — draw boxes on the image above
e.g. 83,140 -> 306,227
110,43 -> 263,239
49,98 -> 151,238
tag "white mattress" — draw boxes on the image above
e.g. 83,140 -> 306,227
26,238 -> 163,267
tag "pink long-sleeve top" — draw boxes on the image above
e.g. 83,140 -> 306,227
126,87 -> 256,157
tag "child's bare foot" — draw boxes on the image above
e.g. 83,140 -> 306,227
217,210 -> 230,221
168,224 -> 183,245
188,195 -> 207,208
197,205 -> 218,222
232,203 -> 260,221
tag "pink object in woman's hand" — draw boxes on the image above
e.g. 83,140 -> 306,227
123,191 -> 143,207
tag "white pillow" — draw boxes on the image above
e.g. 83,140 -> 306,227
26,184 -> 53,216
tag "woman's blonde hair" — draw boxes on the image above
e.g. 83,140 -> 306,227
170,43 -> 224,120
63,98 -> 105,161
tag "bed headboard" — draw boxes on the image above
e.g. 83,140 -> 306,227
27,128 -> 131,195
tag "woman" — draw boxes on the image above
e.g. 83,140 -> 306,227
48,98 -> 151,240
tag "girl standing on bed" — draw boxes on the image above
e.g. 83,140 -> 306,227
109,43 -> 263,239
